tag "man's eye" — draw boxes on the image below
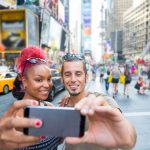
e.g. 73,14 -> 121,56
64,73 -> 70,77
76,73 -> 82,76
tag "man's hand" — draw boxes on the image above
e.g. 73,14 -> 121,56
65,94 -> 136,149
0,100 -> 42,149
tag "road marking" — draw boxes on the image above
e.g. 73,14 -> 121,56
124,112 -> 150,117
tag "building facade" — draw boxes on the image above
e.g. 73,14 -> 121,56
123,0 -> 150,61
105,0 -> 133,62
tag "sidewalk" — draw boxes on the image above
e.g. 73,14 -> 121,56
87,74 -> 149,98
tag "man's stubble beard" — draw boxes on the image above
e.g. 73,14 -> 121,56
69,92 -> 81,96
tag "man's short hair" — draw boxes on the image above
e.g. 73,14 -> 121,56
61,53 -> 87,76
41,44 -> 50,49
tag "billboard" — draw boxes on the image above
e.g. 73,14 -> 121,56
26,10 -> 39,46
0,0 -> 16,8
49,17 -> 62,49
0,10 -> 25,50
81,0 -> 91,52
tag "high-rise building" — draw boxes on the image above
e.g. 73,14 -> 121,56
123,0 -> 150,61
105,0 -> 133,62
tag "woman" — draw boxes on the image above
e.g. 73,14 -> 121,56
15,46 -> 61,150
103,68 -> 110,93
111,65 -> 120,97
136,76 -> 148,94
124,65 -> 132,98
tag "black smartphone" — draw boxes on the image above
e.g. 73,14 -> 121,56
24,106 -> 85,137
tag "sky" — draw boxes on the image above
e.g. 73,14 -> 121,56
92,0 -> 103,62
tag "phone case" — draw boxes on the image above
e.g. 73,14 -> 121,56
24,106 -> 85,137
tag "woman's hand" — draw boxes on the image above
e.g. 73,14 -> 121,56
0,100 -> 42,149
65,94 -> 136,149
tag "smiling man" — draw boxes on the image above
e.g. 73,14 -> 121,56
59,53 -> 136,150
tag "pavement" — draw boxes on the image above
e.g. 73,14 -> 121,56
86,75 -> 150,150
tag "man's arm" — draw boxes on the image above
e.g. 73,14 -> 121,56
65,93 -> 137,149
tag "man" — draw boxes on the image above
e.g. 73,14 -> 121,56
60,53 -> 136,150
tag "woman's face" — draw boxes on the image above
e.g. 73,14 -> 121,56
22,64 -> 52,101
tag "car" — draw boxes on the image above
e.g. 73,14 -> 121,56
0,72 -> 17,94
12,75 -> 25,100
46,69 -> 65,102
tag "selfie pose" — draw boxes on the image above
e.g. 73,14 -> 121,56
0,47 -> 136,150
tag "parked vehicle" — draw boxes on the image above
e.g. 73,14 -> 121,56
46,69 -> 65,102
12,75 -> 24,100
0,72 -> 17,94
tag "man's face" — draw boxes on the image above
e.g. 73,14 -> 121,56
62,61 -> 88,96
22,64 -> 52,100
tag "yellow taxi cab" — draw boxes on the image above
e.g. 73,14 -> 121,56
0,72 -> 17,94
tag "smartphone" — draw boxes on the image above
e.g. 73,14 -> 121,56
24,106 -> 85,137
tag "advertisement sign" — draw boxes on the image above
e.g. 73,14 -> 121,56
0,10 -> 25,50
0,0 -> 16,8
40,10 -> 51,45
44,0 -> 58,19
58,0 -> 65,24
26,10 -> 39,46
49,17 -> 62,49
81,0 -> 91,51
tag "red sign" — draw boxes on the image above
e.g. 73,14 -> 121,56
136,58 -> 145,64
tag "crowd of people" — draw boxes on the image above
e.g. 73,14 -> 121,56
90,62 -> 150,97
0,45 -> 137,150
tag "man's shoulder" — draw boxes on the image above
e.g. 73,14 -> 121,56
59,95 -> 70,107
87,92 -> 120,109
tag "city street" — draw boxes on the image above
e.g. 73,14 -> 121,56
0,75 -> 150,150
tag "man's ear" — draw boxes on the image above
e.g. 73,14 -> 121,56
85,73 -> 89,82
61,76 -> 64,83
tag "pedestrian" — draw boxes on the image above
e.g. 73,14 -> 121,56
91,63 -> 97,81
103,67 -> 110,93
123,65 -> 132,98
147,66 -> 150,89
136,76 -> 148,94
111,65 -> 120,97
59,53 -> 136,150
131,64 -> 136,75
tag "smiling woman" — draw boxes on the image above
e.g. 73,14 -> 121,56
15,45 -> 61,150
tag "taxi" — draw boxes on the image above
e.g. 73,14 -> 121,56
0,72 -> 17,94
